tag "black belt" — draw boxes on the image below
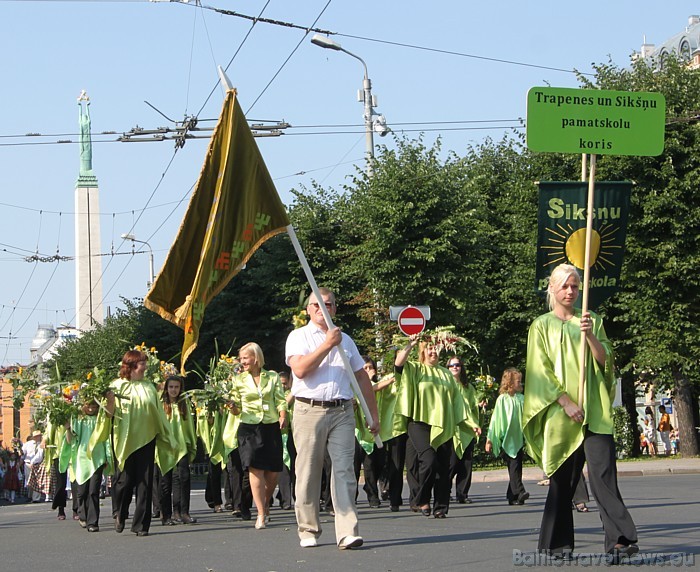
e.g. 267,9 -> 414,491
296,396 -> 350,408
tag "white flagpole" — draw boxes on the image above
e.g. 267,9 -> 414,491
578,154 -> 596,408
215,67 -> 379,446
286,225 -> 383,448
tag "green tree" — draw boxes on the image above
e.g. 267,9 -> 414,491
44,300 -> 142,382
577,56 -> 700,456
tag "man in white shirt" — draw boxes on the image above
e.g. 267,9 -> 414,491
286,288 -> 379,550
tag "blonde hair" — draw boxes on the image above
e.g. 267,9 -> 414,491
500,367 -> 522,395
418,341 -> 438,365
546,263 -> 581,310
239,342 -> 265,368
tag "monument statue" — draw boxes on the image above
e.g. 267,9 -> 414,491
78,90 -> 93,175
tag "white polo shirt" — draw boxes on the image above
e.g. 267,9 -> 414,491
285,322 -> 364,401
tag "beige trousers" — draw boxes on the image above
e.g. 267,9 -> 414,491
293,401 -> 358,545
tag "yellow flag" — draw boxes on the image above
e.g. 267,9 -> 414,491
144,89 -> 290,366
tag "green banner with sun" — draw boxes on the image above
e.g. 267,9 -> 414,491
536,181 -> 631,310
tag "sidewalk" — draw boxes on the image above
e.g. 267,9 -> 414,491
473,455 -> 700,482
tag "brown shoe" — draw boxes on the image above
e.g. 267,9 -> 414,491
181,515 -> 198,524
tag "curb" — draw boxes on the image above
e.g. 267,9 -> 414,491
473,463 -> 700,483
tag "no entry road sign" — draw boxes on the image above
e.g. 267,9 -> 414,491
397,306 -> 427,336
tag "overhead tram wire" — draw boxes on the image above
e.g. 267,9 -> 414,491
99,2 -> 337,304
0,260 -> 38,363
0,197 -> 195,217
64,140 -> 182,332
4,3 -> 270,339
0,117 -> 525,148
161,3 -> 593,77
95,180 -> 195,309
10,261 -> 63,344
245,0 -> 333,115
336,33 -> 595,77
194,0 -> 272,118
3,3 -> 266,361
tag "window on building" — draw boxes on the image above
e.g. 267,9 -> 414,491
680,40 -> 692,61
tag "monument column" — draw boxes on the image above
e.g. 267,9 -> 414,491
74,90 -> 103,330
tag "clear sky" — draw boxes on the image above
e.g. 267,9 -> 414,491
1,0 -> 697,365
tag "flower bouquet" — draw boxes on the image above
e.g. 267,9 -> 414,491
393,325 -> 478,357
78,367 -> 114,407
132,343 -> 178,387
6,366 -> 40,410
474,370 -> 499,407
31,382 -> 82,427
188,353 -> 240,415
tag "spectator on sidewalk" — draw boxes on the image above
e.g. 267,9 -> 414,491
641,418 -> 656,456
657,405 -> 672,456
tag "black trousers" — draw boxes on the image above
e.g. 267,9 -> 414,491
353,441 -> 386,504
385,434 -> 408,507
77,465 -> 105,527
71,481 -> 79,515
160,455 -> 191,519
407,421 -> 453,512
152,465 -> 162,516
223,466 -> 232,508
573,472 -> 589,505
227,449 -> 252,516
112,439 -> 156,533
503,448 -> 527,502
405,434 -> 419,507
205,460 -> 223,508
276,432 -> 296,508
51,458 -> 67,512
539,431 -> 638,554
449,439 -> 475,501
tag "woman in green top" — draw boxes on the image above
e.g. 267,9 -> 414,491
157,375 -> 198,525
65,400 -> 110,532
447,355 -> 481,505
523,263 -> 638,559
485,368 -> 528,505
99,349 -> 176,536
231,342 -> 287,530
394,335 -> 468,518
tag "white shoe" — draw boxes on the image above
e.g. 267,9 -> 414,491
300,537 -> 318,548
338,535 -> 363,550
255,516 -> 266,530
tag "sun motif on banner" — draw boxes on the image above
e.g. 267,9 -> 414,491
541,222 -> 621,270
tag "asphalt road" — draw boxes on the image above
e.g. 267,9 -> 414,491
1,473 -> 698,572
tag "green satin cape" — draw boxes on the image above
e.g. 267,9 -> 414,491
395,361 -> 468,449
453,382 -> 481,459
196,408 -> 225,466
156,400 -> 197,473
89,378 -> 177,472
487,392 -> 524,458
522,310 -> 615,476
67,415 -> 111,485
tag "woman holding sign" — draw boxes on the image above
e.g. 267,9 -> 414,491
523,263 -> 638,561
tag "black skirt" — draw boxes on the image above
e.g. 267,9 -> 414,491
237,422 -> 284,472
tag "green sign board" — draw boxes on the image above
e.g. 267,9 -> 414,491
526,87 -> 666,156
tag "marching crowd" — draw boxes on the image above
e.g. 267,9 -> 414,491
0,263 -> 640,560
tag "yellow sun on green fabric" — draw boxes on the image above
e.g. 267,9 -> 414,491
542,223 -> 620,271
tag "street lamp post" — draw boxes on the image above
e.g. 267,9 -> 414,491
311,34 -> 390,353
311,34 -> 388,177
121,233 -> 155,288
